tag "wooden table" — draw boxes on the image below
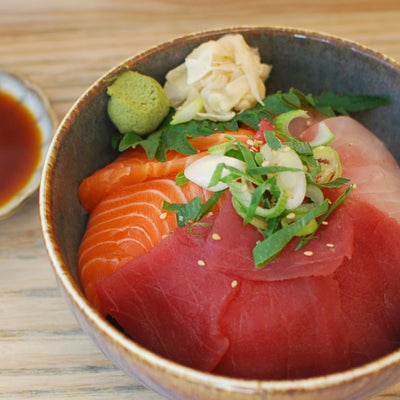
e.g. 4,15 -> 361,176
0,1 -> 399,398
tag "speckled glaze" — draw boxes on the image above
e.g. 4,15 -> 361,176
0,68 -> 57,220
40,27 -> 400,400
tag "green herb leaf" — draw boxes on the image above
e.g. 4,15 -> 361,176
313,91 -> 390,116
162,191 -> 225,227
296,184 -> 353,249
264,130 -> 281,150
113,103 -> 273,162
263,92 -> 297,113
253,200 -> 329,268
162,197 -> 202,227
247,165 -> 303,175
315,177 -> 351,188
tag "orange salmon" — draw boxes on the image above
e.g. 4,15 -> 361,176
78,178 -> 218,310
78,128 -> 254,212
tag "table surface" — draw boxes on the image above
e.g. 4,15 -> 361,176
1,1 -> 400,399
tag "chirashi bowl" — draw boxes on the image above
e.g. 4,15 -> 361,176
39,26 -> 400,400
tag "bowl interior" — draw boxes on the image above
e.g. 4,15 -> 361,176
41,27 -> 400,400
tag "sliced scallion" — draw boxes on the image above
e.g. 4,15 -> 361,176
253,200 -> 329,268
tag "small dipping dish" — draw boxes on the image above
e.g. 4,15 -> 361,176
0,68 -> 57,220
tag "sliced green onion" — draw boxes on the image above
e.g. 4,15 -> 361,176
309,121 -> 335,147
273,109 -> 309,136
184,154 -> 247,191
253,200 -> 329,268
296,184 -> 353,249
175,170 -> 189,186
232,196 -> 268,230
312,146 -> 342,184
305,184 -> 324,205
281,215 -> 318,237
229,180 -> 288,221
208,141 -> 234,155
171,97 -> 203,125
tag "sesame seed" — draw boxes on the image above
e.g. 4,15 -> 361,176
286,212 -> 296,220
262,160 -> 271,167
303,251 -> 314,257
161,234 -> 169,239
326,243 -> 335,248
212,233 -> 221,241
197,260 -> 206,266
353,183 -> 357,189
247,139 -> 254,146
282,146 -> 291,153
348,142 -> 353,147
322,221 -> 329,226
231,280 -> 238,288
159,212 -> 167,220
272,150 -> 279,158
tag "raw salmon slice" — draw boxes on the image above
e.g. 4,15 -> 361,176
78,178 -> 215,310
78,128 -> 254,212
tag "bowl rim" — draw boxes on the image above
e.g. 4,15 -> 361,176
40,25 -> 400,395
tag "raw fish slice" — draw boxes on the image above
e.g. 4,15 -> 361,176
96,220 -> 239,372
205,194 -> 353,281
78,178 -> 213,309
300,116 -> 398,170
79,129 -> 253,212
342,165 -> 400,223
300,116 -> 400,222
213,276 -> 350,379
334,201 -> 400,366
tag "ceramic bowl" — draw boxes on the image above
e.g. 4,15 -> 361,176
40,27 -> 400,400
0,68 -> 57,220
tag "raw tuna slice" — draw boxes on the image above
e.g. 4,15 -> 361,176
213,276 -> 351,379
213,200 -> 400,379
205,194 -> 353,281
78,178 -> 214,310
96,220 -> 239,372
333,200 -> 400,367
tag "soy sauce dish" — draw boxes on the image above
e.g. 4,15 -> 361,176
0,69 -> 57,220
40,27 -> 400,400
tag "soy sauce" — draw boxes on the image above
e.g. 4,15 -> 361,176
0,90 -> 41,206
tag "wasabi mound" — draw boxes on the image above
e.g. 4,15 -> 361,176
107,71 -> 170,136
